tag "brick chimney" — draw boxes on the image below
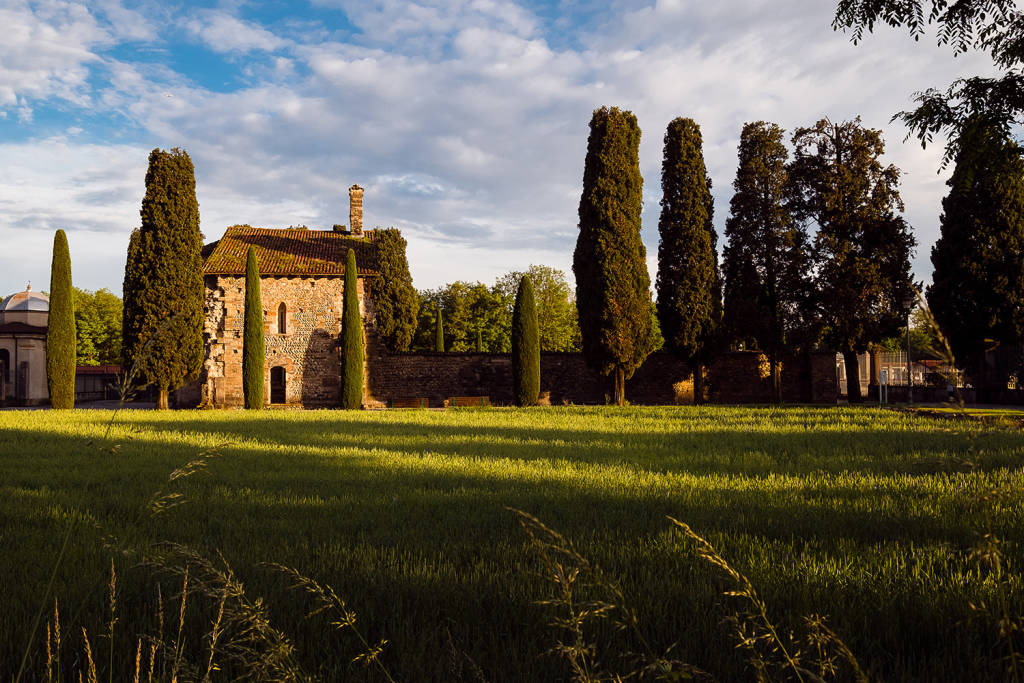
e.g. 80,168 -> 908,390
349,184 -> 363,236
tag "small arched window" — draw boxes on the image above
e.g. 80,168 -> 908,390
277,303 -> 287,334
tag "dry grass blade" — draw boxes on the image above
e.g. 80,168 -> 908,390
82,628 -> 98,683
265,562 -> 398,682
148,543 -> 306,682
133,638 -> 142,683
512,508 -> 707,682
149,444 -> 228,516
668,517 -> 806,683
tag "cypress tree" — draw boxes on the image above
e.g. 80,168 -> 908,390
370,228 -> 419,351
242,247 -> 264,409
340,248 -> 364,409
512,276 -> 540,406
656,117 -> 721,405
573,106 -> 653,405
928,118 -> 1024,385
789,118 -> 916,402
434,307 -> 445,352
476,326 -> 484,352
46,230 -> 75,409
122,148 -> 204,410
722,121 -> 810,402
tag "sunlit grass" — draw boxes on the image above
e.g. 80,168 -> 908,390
1,406 -> 1022,680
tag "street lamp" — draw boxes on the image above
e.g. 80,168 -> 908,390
902,291 -> 916,405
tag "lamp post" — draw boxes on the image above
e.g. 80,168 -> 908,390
902,292 -> 916,405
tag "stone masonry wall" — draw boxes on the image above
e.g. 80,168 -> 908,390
196,274 -> 838,409
200,274 -> 369,407
368,350 -> 838,406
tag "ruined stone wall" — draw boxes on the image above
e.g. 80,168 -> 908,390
200,274 -> 369,407
367,350 -> 838,406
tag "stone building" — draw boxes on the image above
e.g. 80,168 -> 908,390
0,285 -> 50,406
197,185 -> 381,408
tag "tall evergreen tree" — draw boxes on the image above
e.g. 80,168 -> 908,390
789,118 -> 916,402
512,276 -> 540,406
722,121 -> 810,401
370,228 -> 419,351
122,148 -> 204,409
573,106 -> 653,405
46,230 -> 75,409
340,249 -> 364,409
656,117 -> 721,404
476,326 -> 484,352
434,306 -> 445,352
242,247 -> 264,410
928,118 -> 1024,385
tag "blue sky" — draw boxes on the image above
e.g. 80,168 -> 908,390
0,0 -> 997,296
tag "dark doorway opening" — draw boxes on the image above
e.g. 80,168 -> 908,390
270,366 -> 286,404
0,349 -> 8,402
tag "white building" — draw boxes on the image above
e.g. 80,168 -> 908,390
0,285 -> 50,406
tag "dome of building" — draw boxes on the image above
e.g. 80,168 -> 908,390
0,285 -> 49,313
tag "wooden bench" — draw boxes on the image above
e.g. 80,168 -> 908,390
448,396 -> 490,407
388,397 -> 429,408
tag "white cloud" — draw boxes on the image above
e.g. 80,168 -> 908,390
0,0 -> 1006,295
0,1 -> 110,111
183,9 -> 289,54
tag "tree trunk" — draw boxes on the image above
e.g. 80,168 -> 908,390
157,386 -> 169,410
613,367 -> 625,406
769,351 -> 780,404
843,350 -> 863,403
693,362 -> 705,406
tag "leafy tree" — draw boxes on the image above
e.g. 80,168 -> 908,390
573,106 -> 653,405
927,118 -> 1024,383
647,301 -> 665,352
512,276 -> 540,406
46,230 -> 75,409
833,0 -> 1024,167
434,306 -> 445,352
495,265 -> 581,352
340,249 -> 364,408
789,118 -> 916,402
722,121 -> 811,401
370,228 -> 419,352
880,307 -> 942,360
656,117 -> 721,404
73,287 -> 122,366
414,283 -> 508,352
242,247 -> 264,410
122,148 -> 204,410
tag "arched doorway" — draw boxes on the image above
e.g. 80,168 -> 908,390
270,366 -> 286,404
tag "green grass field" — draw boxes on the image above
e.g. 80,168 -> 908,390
1,406 -> 1022,681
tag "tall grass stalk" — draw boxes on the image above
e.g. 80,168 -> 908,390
268,563 -> 398,682
513,508 -> 705,682
107,561 -> 117,683
15,521 -> 74,683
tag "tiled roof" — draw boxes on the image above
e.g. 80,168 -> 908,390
203,226 -> 379,277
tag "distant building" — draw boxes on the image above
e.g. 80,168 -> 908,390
0,285 -> 50,406
195,185 -> 382,407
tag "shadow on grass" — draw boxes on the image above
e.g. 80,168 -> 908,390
1,409 -> 1022,681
